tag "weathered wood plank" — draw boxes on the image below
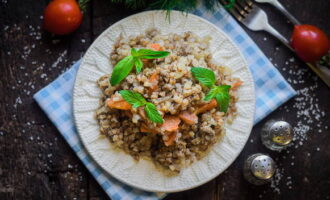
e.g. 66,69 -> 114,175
0,0 -> 329,199
0,0 -> 92,199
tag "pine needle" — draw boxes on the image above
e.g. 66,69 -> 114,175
125,0 -> 147,9
78,0 -> 91,12
203,0 -> 222,11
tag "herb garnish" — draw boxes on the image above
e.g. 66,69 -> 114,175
110,48 -> 170,86
191,67 -> 231,112
119,90 -> 164,123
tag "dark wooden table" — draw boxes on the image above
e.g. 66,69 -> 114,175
1,0 -> 329,199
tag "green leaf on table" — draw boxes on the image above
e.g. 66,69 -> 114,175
110,55 -> 135,86
145,102 -> 164,124
191,67 -> 216,88
223,0 -> 236,10
119,90 -> 147,108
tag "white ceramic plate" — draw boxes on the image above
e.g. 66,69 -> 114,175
73,10 -> 255,193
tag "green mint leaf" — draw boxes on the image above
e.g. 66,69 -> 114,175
135,58 -> 143,73
134,49 -> 170,59
110,55 -> 135,86
119,90 -> 147,108
191,67 -> 216,88
119,90 -> 163,123
214,85 -> 231,113
131,48 -> 138,57
145,103 -> 164,124
204,86 -> 219,101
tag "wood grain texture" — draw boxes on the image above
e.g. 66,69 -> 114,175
0,0 -> 329,199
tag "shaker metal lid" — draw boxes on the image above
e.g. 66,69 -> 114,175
269,121 -> 293,146
250,155 -> 276,180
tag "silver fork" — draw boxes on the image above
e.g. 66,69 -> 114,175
254,0 -> 300,25
220,0 -> 293,50
221,0 -> 330,87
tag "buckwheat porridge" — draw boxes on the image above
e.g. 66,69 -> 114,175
96,28 -> 242,173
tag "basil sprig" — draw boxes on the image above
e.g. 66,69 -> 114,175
110,48 -> 170,86
191,67 -> 231,113
119,90 -> 164,123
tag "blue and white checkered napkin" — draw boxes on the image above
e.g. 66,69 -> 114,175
34,5 -> 296,200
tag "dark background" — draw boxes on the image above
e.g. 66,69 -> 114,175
0,0 -> 329,199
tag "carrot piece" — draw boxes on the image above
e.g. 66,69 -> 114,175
231,80 -> 243,90
140,123 -> 158,134
149,71 -> 158,82
195,99 -> 217,114
160,115 -> 181,132
148,71 -> 159,93
150,43 -> 162,51
164,132 -> 177,146
107,96 -> 132,110
179,111 -> 198,125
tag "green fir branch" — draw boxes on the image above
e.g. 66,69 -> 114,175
78,0 -> 91,12
150,0 -> 236,12
79,0 -> 238,15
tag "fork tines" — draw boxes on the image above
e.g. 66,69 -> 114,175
220,0 -> 254,21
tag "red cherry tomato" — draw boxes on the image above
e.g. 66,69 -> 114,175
291,24 -> 330,62
43,0 -> 83,35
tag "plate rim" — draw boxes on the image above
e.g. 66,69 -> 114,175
73,10 -> 256,193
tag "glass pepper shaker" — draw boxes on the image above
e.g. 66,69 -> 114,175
261,120 -> 293,151
243,153 -> 276,185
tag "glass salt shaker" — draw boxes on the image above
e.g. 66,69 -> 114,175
261,120 -> 293,151
243,153 -> 276,185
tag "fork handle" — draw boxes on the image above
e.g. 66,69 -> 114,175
258,0 -> 301,25
268,0 -> 301,25
263,23 -> 294,51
